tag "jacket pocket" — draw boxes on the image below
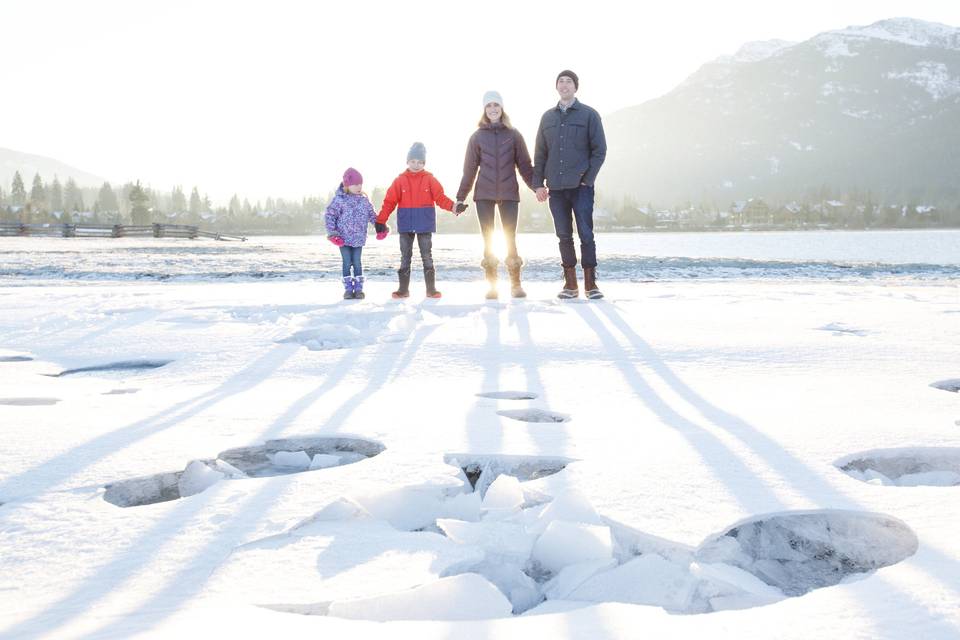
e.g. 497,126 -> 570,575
569,122 -> 588,150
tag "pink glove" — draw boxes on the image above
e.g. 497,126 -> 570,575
375,223 -> 389,240
328,236 -> 345,247
376,231 -> 388,240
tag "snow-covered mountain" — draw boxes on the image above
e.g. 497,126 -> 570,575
0,147 -> 106,191
603,17 -> 960,205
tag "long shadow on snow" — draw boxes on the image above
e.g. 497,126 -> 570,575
592,303 -> 960,600
0,344 -> 296,500
569,303 -> 787,513
69,311 -> 443,639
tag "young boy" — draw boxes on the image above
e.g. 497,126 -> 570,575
376,142 -> 457,299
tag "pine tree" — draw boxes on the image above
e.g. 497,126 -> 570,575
29,173 -> 49,214
63,178 -> 81,212
128,181 -> 151,225
11,171 -> 27,206
188,187 -> 201,219
171,186 -> 187,213
229,194 -> 241,218
97,182 -> 119,217
50,176 -> 63,212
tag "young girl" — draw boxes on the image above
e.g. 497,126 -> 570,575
325,167 -> 388,299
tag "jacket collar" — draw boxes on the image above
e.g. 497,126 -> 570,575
556,97 -> 580,111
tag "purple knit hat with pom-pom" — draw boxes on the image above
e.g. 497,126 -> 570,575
342,167 -> 363,187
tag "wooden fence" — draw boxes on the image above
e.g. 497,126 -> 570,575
0,223 -> 246,241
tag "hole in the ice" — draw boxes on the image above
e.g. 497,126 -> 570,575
696,510 -> 918,598
444,453 -> 572,495
476,391 -> 539,400
0,397 -> 61,406
0,356 -> 33,363
837,448 -> 960,486
103,436 -> 385,507
930,379 -> 960,393
497,409 -> 570,424
47,360 -> 172,378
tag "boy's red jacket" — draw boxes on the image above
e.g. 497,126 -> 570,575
376,169 -> 455,233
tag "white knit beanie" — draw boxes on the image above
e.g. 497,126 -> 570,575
483,90 -> 503,107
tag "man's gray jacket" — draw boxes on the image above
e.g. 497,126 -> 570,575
533,98 -> 607,190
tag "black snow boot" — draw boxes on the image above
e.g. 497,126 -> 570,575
392,269 -> 410,299
425,268 -> 441,299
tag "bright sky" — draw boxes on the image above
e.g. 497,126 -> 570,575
4,0 -> 959,203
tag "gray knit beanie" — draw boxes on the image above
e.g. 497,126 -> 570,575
482,90 -> 503,107
407,142 -> 426,162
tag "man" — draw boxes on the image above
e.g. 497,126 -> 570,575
533,69 -> 607,299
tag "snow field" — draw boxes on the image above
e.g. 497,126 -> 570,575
1,277 -> 959,639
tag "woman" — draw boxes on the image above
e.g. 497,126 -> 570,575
456,90 -> 536,299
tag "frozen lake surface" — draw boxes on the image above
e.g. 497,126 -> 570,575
1,229 -> 959,284
1,231 -> 958,639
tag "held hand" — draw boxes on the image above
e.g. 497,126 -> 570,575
535,187 -> 549,203
375,222 -> 389,240
328,236 -> 345,247
455,202 -> 469,215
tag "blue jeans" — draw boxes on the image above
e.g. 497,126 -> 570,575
339,245 -> 363,277
549,184 -> 596,268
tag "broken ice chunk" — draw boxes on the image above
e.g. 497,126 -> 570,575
214,459 -> 247,479
440,491 -> 482,522
482,474 -> 524,511
566,554 -> 699,612
531,520 -> 614,574
178,460 -> 224,498
268,451 -> 312,469
533,489 -> 603,533
542,558 -> 618,600
309,454 -> 341,470
327,573 -> 513,621
437,518 -> 537,563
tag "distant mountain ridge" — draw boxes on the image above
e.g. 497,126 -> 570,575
0,147 -> 107,191
603,17 -> 960,206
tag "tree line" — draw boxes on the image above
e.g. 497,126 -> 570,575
3,169 -> 958,234
0,171 -> 325,234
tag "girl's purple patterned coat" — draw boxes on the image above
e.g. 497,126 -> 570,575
324,185 -> 377,247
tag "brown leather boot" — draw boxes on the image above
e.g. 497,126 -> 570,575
584,266 -> 603,299
558,266 -> 578,299
505,256 -> 526,298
